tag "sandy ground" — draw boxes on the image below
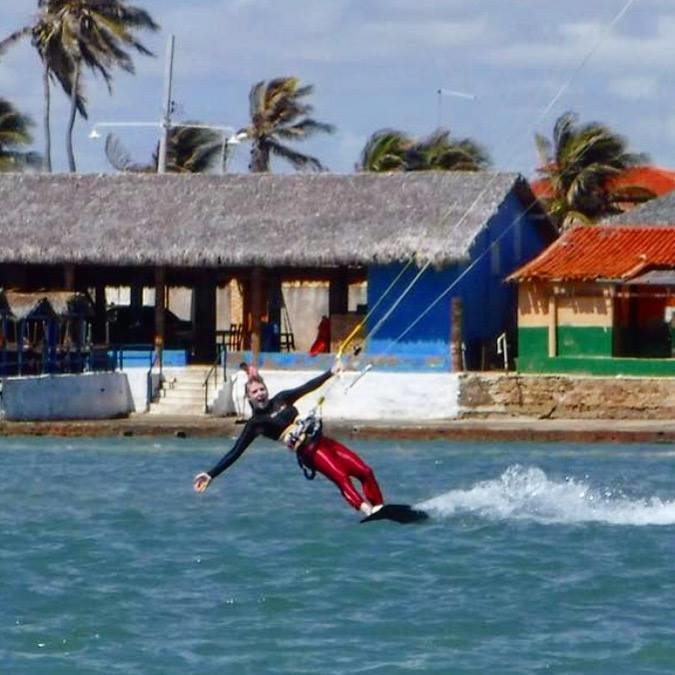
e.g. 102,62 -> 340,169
1,414 -> 675,444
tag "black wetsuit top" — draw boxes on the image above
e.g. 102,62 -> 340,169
207,369 -> 333,479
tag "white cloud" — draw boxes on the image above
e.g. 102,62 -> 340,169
608,76 -> 659,100
156,1 -> 492,76
483,13 -> 675,71
4,0 -> 675,175
357,18 -> 490,53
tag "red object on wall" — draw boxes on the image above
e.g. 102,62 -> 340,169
309,316 -> 330,356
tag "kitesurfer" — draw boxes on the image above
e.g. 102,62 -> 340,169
193,362 -> 384,517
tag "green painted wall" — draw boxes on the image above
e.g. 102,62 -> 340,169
517,355 -> 675,377
557,326 -> 612,357
518,325 -> 614,359
517,327 -> 548,359
518,325 -> 675,375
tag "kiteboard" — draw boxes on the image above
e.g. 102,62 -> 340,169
360,503 -> 429,524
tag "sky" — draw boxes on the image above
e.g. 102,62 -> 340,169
2,0 -> 675,176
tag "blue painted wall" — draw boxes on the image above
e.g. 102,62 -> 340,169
366,191 -> 551,370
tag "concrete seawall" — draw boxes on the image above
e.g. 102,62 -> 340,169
0,371 -> 675,442
459,373 -> 675,420
257,370 -> 460,421
1,373 -> 134,421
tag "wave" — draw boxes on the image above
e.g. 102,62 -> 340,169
418,465 -> 675,526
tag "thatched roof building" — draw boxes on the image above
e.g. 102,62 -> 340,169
0,171 -> 553,365
0,172 -> 541,269
606,190 -> 675,226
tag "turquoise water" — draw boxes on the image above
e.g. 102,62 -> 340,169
2,437 -> 675,674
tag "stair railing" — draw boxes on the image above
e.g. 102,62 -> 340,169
496,332 -> 509,371
146,348 -> 163,412
203,344 -> 227,413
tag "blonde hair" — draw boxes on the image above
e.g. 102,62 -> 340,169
245,370 -> 266,396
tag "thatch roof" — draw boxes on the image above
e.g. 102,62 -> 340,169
0,172 -> 543,268
605,191 -> 675,226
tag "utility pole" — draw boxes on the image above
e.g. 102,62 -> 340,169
157,34 -> 175,174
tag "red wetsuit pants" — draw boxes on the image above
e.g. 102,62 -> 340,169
302,436 -> 384,511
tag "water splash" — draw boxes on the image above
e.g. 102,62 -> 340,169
418,465 -> 675,526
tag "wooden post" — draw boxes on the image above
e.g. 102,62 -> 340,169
192,272 -> 217,363
154,266 -> 166,368
267,272 -> 282,351
548,293 -> 557,358
450,296 -> 463,372
93,283 -> 106,344
241,276 -> 252,350
250,267 -> 263,365
129,282 -> 143,320
329,269 -> 349,315
64,264 -> 75,290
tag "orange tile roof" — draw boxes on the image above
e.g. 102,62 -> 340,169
509,226 -> 675,281
529,177 -> 554,199
530,165 -> 675,201
607,166 -> 675,194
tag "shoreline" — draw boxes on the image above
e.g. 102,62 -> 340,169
1,415 -> 675,444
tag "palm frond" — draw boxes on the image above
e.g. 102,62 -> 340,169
359,129 -> 411,172
0,26 -> 32,56
293,84 -> 314,98
534,132 -> 552,167
384,127 -> 492,172
275,119 -> 335,139
104,133 -> 152,172
169,124 -> 223,173
535,110 -> 655,225
39,0 -> 157,89
0,98 -> 41,172
248,80 -> 266,119
268,139 -> 324,172
0,99 -> 34,144
246,76 -> 333,172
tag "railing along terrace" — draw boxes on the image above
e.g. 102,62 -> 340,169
203,343 -> 227,413
0,343 -> 164,377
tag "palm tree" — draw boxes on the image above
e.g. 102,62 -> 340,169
38,0 -> 159,172
1,9 -> 87,172
358,129 -> 412,172
359,127 -> 491,172
163,125 -> 230,174
408,129 -> 491,171
534,111 -> 648,228
242,77 -> 335,173
104,124 -> 229,173
0,98 -> 42,171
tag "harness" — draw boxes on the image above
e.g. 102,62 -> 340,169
285,410 -> 323,480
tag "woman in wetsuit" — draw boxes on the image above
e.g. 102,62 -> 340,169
193,364 -> 384,517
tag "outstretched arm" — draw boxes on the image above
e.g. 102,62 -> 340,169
193,422 -> 258,492
277,368 -> 335,406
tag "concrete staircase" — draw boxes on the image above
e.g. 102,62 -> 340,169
146,366 -> 214,416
